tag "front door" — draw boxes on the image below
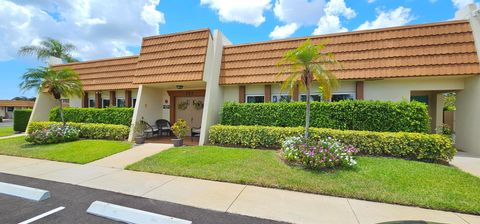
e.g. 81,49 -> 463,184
175,96 -> 204,136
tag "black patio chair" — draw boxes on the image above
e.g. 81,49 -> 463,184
191,127 -> 201,141
156,119 -> 172,137
142,120 -> 159,138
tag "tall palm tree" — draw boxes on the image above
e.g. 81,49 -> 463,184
277,39 -> 339,140
19,67 -> 83,125
18,38 -> 79,63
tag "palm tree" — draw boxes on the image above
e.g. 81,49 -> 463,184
18,38 -> 79,63
277,39 -> 339,140
19,67 -> 83,125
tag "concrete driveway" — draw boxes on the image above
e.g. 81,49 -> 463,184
452,151 -> 480,177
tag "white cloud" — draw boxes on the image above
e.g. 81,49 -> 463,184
452,0 -> 475,8
273,0 -> 325,25
0,0 -> 165,61
200,0 -> 271,27
356,7 -> 414,31
269,23 -> 299,39
312,0 -> 356,35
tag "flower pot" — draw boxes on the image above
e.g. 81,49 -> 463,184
172,138 -> 183,147
135,136 -> 145,145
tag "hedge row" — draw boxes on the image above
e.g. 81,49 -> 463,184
28,122 -> 130,140
49,107 -> 134,126
221,101 -> 430,133
209,125 -> 455,163
13,109 -> 32,132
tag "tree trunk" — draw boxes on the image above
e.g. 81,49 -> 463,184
305,84 -> 311,141
58,99 -> 65,126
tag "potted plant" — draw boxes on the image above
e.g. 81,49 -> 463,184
133,120 -> 146,144
171,119 -> 189,147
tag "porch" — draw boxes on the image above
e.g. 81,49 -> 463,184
145,136 -> 200,146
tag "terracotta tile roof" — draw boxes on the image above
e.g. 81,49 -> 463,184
220,20 -> 480,84
52,56 -> 138,91
133,29 -> 211,84
0,100 -> 35,107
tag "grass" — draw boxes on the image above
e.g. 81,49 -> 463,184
127,146 -> 480,215
0,126 -> 14,137
0,136 -> 132,164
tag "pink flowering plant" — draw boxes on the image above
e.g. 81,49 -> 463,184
282,136 -> 359,169
26,124 -> 80,145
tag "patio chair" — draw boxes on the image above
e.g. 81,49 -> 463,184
156,119 -> 172,137
191,127 -> 201,141
142,120 -> 159,138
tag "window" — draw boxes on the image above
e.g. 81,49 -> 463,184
300,94 -> 322,102
246,95 -> 264,103
410,95 -> 429,105
6,107 -> 14,112
88,99 -> 95,108
102,99 -> 110,108
272,94 -> 291,103
132,98 -> 137,107
61,99 -> 70,104
331,93 -> 355,102
117,98 -> 125,107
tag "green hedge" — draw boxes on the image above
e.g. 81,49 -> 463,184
49,107 -> 134,126
28,122 -> 130,140
221,101 -> 430,133
13,109 -> 32,132
209,125 -> 455,163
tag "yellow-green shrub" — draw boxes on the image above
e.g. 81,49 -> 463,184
28,122 -> 129,140
209,125 -> 455,163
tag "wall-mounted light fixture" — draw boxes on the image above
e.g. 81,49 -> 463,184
176,85 -> 184,89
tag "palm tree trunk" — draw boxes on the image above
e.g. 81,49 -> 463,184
58,99 -> 65,126
305,85 -> 311,141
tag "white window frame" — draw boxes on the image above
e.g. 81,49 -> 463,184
331,92 -> 356,102
246,95 -> 265,103
88,98 -> 95,108
102,98 -> 110,108
271,94 -> 291,103
300,93 -> 323,102
116,98 -> 125,107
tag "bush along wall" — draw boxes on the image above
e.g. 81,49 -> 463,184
13,109 -> 32,132
28,122 -> 130,140
209,125 -> 455,163
49,107 -> 134,126
221,101 -> 430,133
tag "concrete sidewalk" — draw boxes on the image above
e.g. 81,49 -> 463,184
0,133 -> 26,140
0,154 -> 479,224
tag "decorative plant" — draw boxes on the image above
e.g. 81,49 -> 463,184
172,119 -> 189,139
134,120 -> 147,137
19,67 -> 83,126
277,39 -> 340,141
193,99 -> 204,110
177,100 -> 189,110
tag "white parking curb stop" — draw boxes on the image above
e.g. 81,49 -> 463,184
87,201 -> 192,224
0,182 -> 50,201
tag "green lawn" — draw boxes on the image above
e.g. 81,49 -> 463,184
0,136 -> 131,164
0,126 -> 14,137
127,146 -> 480,215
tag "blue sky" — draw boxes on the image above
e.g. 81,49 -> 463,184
0,0 -> 473,99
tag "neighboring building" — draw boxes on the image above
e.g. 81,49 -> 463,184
29,5 -> 480,155
0,100 -> 35,119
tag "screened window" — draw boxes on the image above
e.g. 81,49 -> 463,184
300,94 -> 322,102
88,99 -> 95,108
246,95 -> 264,103
102,99 -> 110,108
117,98 -> 125,107
272,94 -> 291,103
6,107 -> 14,112
331,93 -> 355,102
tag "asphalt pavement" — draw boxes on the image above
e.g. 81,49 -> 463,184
0,173 -> 286,224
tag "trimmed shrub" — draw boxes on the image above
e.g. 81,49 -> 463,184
26,124 -> 80,144
209,125 -> 456,163
13,109 -> 32,132
221,101 -> 430,133
28,122 -> 130,140
49,107 -> 134,126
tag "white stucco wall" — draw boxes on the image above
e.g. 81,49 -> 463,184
28,92 -> 58,131
364,76 -> 465,101
223,85 -> 239,102
456,76 -> 480,155
69,96 -> 82,108
200,30 -> 227,145
245,85 -> 264,96
128,85 -> 164,141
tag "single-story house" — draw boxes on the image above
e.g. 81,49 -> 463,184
0,100 -> 35,119
29,4 -> 480,155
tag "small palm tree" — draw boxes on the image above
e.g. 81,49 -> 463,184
277,39 -> 339,140
18,38 -> 79,63
19,67 -> 83,125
